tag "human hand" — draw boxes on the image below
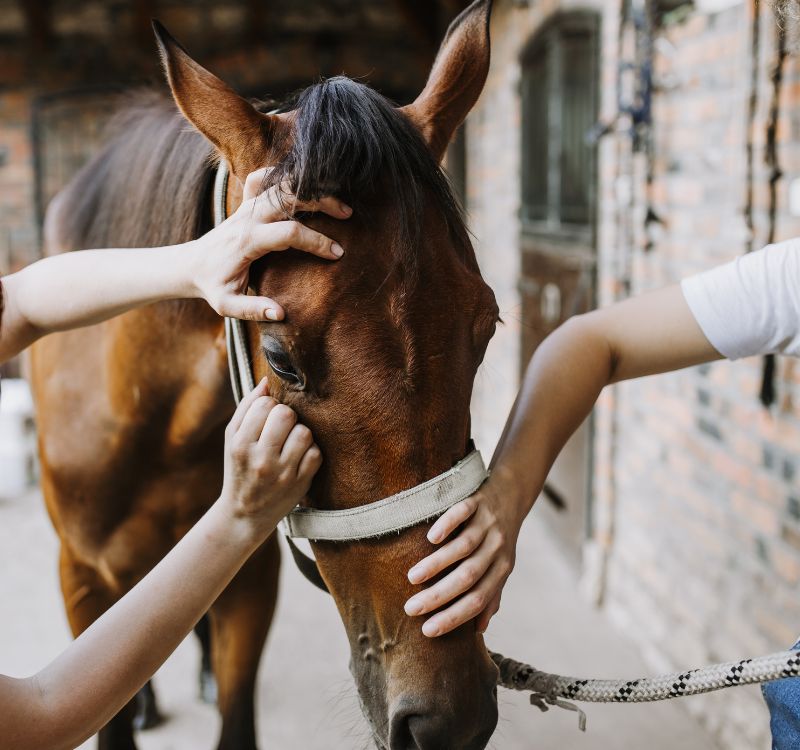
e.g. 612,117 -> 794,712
403,468 -> 526,637
189,167 -> 352,321
220,378 -> 322,539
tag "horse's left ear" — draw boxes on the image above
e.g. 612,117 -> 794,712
152,20 -> 284,181
400,0 -> 493,162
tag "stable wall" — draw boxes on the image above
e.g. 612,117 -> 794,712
467,1 -> 800,748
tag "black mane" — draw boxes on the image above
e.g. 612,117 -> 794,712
264,76 -> 469,260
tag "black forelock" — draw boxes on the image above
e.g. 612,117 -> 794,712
263,76 -> 469,266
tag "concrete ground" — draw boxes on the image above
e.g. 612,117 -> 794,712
0,488 -> 731,749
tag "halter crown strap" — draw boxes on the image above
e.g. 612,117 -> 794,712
214,161 -> 328,592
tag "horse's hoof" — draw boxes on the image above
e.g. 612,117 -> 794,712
133,682 -> 164,731
199,669 -> 218,705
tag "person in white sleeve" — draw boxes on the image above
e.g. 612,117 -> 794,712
404,240 -> 800,746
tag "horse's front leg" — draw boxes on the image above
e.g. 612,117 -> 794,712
210,533 -> 281,750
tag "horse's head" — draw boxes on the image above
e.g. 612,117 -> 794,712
156,3 -> 499,747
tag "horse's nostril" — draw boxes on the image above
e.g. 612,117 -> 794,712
388,709 -> 419,750
407,715 -> 445,749
388,697 -> 497,750
389,711 -> 445,750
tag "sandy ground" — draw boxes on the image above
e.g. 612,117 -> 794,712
0,488 -> 736,749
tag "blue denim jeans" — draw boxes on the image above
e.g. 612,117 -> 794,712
762,639 -> 800,749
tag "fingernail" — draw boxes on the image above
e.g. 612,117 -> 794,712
407,566 -> 423,583
422,622 -> 440,638
331,243 -> 344,258
265,308 -> 280,321
340,204 -> 353,216
404,598 -> 422,616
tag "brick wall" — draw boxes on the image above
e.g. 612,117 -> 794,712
467,1 -> 800,747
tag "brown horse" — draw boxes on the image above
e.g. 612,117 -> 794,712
29,1 -> 500,748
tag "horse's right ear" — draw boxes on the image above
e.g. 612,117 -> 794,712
400,0 -> 493,162
152,20 -> 283,181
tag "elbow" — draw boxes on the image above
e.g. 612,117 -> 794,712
12,675 -> 89,750
544,311 -> 619,382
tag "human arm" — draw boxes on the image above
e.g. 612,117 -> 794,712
0,170 -> 350,365
408,239 -> 800,636
405,283 -> 721,637
0,378 -> 321,750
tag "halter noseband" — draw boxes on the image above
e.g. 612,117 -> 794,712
214,161 -> 488,586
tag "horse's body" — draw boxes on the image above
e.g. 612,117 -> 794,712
30,3 -> 500,749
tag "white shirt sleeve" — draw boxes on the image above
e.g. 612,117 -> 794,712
680,239 -> 800,360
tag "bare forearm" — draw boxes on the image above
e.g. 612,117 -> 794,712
406,287 -> 725,636
490,316 -> 612,517
4,500 -> 273,750
491,285 -> 721,516
0,244 -> 195,363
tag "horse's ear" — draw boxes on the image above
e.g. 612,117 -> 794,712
152,20 -> 282,180
400,0 -> 493,162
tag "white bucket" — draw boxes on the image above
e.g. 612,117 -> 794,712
0,379 -> 37,498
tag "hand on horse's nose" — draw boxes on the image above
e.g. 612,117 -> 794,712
388,696 -> 497,750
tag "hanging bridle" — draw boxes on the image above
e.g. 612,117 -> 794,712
213,161 -> 488,592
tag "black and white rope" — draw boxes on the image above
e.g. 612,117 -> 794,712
490,649 -> 800,731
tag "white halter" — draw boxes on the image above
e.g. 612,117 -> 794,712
214,161 -> 488,543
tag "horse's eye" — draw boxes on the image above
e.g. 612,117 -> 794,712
263,345 -> 302,387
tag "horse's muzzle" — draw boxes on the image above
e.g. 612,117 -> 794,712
387,687 -> 498,750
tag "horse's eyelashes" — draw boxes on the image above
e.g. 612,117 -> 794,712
263,346 -> 303,387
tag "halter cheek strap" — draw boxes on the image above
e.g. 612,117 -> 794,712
214,161 -> 326,591
215,164 -> 256,404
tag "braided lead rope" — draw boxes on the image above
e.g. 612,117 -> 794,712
490,649 -> 800,732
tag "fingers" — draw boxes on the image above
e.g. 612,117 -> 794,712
217,293 -> 285,322
408,517 -> 488,585
405,531 -> 496,618
249,191 -> 352,223
258,403 -> 297,450
297,443 -> 323,482
281,422 -> 314,469
226,378 -> 269,435
303,196 -> 353,220
247,221 -> 344,262
427,495 -> 479,544
243,168 -> 271,201
476,592 -> 502,635
237,394 -> 279,445
419,559 -> 510,638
